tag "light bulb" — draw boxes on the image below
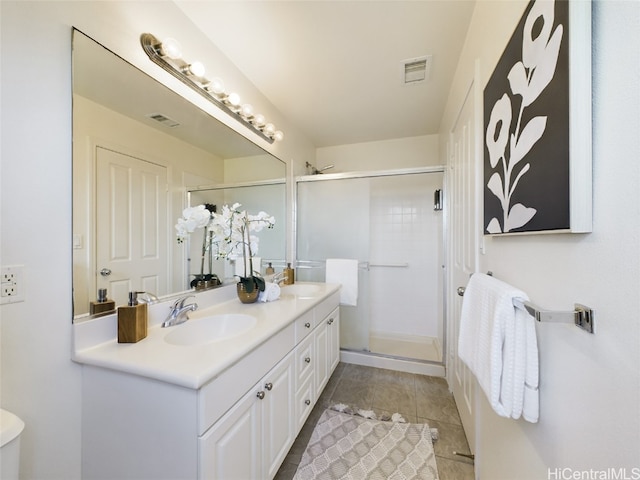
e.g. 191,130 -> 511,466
240,104 -> 254,118
252,114 -> 265,127
226,92 -> 241,107
159,38 -> 182,60
264,123 -> 275,136
205,77 -> 225,96
273,130 -> 284,142
187,61 -> 205,77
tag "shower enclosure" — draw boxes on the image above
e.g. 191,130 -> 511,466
296,168 -> 445,366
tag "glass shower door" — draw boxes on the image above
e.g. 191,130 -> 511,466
297,171 -> 444,363
296,178 -> 371,351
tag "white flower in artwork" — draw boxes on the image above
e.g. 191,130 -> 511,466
486,94 -> 512,169
486,0 -> 563,234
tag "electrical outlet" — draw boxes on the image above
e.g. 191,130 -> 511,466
1,265 -> 25,304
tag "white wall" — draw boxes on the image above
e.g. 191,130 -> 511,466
0,2 -> 314,478
440,1 -> 640,477
316,134 -> 440,173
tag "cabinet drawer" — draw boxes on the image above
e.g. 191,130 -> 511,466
295,333 -> 314,387
295,375 -> 315,432
314,291 -> 340,326
294,310 -> 315,343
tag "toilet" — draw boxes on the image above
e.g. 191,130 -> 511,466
0,409 -> 25,480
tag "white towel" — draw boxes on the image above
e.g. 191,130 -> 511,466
458,273 -> 539,423
325,258 -> 358,306
257,282 -> 280,303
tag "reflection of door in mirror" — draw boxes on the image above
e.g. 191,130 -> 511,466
96,147 -> 168,308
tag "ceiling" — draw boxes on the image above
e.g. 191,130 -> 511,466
175,0 -> 476,148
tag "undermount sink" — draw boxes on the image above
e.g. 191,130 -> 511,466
280,283 -> 323,298
164,313 -> 257,346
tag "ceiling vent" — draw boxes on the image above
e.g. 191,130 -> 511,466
146,113 -> 180,128
402,55 -> 432,85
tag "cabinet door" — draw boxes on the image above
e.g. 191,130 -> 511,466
263,353 -> 295,479
295,375 -> 315,432
327,308 -> 340,372
314,320 -> 329,396
200,386 -> 262,480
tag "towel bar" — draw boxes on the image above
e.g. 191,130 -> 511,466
295,260 -> 409,270
457,284 -> 595,334
513,299 -> 594,334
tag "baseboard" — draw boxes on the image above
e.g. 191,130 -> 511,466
340,350 -> 446,377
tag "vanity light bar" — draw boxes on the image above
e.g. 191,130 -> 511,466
140,33 -> 284,144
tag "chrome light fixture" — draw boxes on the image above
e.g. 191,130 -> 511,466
140,33 -> 283,144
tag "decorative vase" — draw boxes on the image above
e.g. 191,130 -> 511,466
236,281 -> 259,304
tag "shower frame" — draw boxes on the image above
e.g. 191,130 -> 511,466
293,166 -> 448,376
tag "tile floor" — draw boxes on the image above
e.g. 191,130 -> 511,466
275,362 -> 475,480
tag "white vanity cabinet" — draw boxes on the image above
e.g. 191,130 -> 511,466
200,350 -> 295,480
79,287 -> 340,480
293,306 -> 340,431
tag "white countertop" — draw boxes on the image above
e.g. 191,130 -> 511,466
72,282 -> 341,389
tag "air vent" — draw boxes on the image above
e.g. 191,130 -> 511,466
402,55 -> 432,85
146,113 -> 180,128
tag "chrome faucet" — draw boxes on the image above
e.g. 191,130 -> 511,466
162,295 -> 198,328
271,271 -> 288,285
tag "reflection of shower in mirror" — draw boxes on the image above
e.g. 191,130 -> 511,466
305,162 -> 335,175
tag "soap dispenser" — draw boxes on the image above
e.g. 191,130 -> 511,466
265,262 -> 275,275
284,263 -> 295,285
117,292 -> 148,343
89,288 -> 116,315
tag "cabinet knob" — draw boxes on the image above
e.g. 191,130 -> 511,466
264,382 -> 273,391
256,391 -> 266,400
304,357 -> 311,364
305,399 -> 311,406
304,322 -> 311,328
327,318 -> 334,325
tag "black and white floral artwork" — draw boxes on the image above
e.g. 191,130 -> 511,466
484,0 -> 570,234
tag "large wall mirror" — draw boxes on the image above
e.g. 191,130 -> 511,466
72,30 -> 286,321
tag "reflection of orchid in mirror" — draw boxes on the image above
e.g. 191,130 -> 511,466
486,0 -> 563,233
175,204 -> 212,243
176,203 -> 275,291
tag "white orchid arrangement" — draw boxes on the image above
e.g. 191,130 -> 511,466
485,0 -> 563,233
176,203 -> 275,291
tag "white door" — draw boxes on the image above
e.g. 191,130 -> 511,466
96,147 -> 168,307
446,67 -> 481,453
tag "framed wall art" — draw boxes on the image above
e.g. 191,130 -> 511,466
483,0 -> 592,235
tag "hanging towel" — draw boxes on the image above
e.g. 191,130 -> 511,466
326,259 -> 358,306
458,273 -> 539,423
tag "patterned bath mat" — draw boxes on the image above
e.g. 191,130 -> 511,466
293,406 -> 439,480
